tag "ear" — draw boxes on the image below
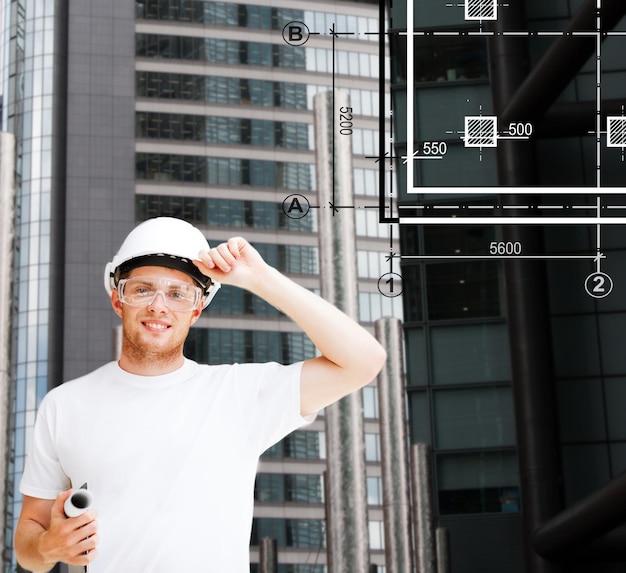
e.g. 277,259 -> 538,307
111,289 -> 123,319
189,304 -> 203,325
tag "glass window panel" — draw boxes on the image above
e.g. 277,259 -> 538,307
365,433 -> 381,462
561,445 -> 611,505
551,315 -> 601,379
430,323 -> 511,385
367,476 -> 383,505
405,328 -> 427,386
434,386 -> 515,449
598,313 -> 626,375
437,451 -> 520,515
605,377 -> 626,440
557,378 -> 607,442
363,386 -> 379,419
414,34 -> 488,83
369,521 -> 385,550
408,390 -> 430,443
426,261 -> 503,320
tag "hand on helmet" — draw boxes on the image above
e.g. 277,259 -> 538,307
194,237 -> 269,290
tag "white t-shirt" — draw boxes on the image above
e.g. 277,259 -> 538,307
20,359 -> 313,572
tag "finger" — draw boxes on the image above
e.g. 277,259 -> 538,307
52,489 -> 74,518
211,246 -> 237,271
196,250 -> 215,269
76,531 -> 99,554
226,237 -> 245,260
69,546 -> 98,566
66,508 -> 98,530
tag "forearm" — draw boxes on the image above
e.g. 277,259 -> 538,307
14,521 -> 56,573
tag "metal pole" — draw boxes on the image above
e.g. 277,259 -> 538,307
410,443 -> 436,573
435,528 -> 451,573
500,0 -> 626,126
314,90 -> 370,573
376,318 -> 412,573
0,132 -> 16,558
533,470 -> 626,560
259,537 -> 278,573
489,6 -> 563,573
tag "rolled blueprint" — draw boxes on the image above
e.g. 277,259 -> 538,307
64,489 -> 94,518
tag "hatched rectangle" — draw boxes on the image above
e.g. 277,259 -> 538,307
465,0 -> 498,21
464,116 -> 498,148
607,117 -> 626,147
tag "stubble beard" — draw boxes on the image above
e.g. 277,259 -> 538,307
121,324 -> 186,372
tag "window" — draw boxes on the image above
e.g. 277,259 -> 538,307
255,473 -> 323,503
433,386 -> 516,449
136,154 -> 314,191
426,261 -> 503,320
185,329 -> 316,365
251,519 -> 326,548
363,386 -> 379,419
414,34 -> 488,83
365,433 -> 381,462
430,323 -> 511,385
367,476 -> 383,505
369,521 -> 385,550
262,431 -> 326,460
437,451 -> 520,514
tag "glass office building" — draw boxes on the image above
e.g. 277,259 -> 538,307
0,0 -> 397,570
390,0 -> 626,572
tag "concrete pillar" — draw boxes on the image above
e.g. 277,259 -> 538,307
376,317 -> 412,573
259,537 -> 278,573
314,90 -> 370,573
435,527 -> 451,573
410,443 -> 436,573
0,132 -> 16,556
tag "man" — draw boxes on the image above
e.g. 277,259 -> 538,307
14,217 -> 386,572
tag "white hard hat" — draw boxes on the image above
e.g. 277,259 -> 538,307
104,218 -> 220,309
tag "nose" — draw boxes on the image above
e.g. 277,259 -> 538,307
147,290 -> 170,311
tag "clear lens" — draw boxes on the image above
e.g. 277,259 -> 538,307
117,276 -> 202,311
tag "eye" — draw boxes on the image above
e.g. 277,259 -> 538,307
168,290 -> 186,300
126,281 -> 155,297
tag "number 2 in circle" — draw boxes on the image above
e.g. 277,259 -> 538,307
584,272 -> 613,299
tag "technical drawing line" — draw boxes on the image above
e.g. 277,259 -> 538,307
596,196 -> 603,272
407,187 -> 626,195
331,22 -> 336,213
596,5 -> 602,189
398,217 -> 626,225
405,0 -> 415,196
399,254 -> 602,260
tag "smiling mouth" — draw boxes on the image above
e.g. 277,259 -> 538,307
143,322 -> 170,331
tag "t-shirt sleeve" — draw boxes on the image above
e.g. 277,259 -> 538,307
234,361 -> 316,455
20,396 -> 71,500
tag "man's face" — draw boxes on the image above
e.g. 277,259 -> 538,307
111,266 -> 203,366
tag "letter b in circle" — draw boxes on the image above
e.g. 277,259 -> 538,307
282,22 -> 310,46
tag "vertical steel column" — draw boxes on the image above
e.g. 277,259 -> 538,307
435,528 -> 450,573
0,132 -> 16,557
314,90 -> 370,573
259,538 -> 278,573
410,444 -> 436,573
376,317 -> 412,573
488,5 -> 563,573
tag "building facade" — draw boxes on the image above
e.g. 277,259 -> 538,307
1,0 -> 398,571
389,0 -> 626,572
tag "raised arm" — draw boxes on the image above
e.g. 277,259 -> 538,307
195,237 -> 387,416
